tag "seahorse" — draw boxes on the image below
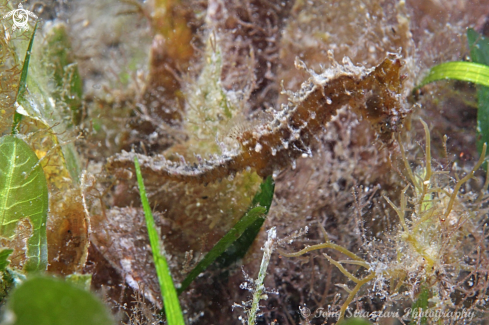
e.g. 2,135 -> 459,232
107,53 -> 407,184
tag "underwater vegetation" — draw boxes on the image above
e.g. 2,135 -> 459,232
1,0 -> 489,324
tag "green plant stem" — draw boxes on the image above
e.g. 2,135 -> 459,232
280,242 -> 364,262
134,157 -> 184,325
248,227 -> 276,325
338,273 -> 376,322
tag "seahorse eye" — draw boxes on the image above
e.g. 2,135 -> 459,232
378,121 -> 390,134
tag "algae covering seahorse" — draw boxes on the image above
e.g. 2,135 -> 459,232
107,53 -> 407,184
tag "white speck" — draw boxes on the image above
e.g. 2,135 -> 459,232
120,238 -> 133,250
326,97 -> 332,105
120,258 -> 132,272
342,56 -> 353,66
255,143 -> 263,152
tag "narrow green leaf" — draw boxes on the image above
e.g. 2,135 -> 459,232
1,276 -> 114,325
417,29 -> 489,167
0,135 -> 48,272
251,175 -> 275,212
417,61 -> 489,89
178,206 -> 266,295
467,28 -> 489,162
214,175 -> 275,268
178,176 -> 275,295
12,22 -> 38,135
0,248 -> 13,272
134,157 -> 185,325
17,23 -> 37,98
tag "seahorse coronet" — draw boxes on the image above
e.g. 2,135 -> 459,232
107,55 -> 407,184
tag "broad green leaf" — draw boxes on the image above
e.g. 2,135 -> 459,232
0,249 -> 13,272
1,276 -> 114,325
134,157 -> 185,325
417,61 -> 489,89
178,176 -> 275,295
467,28 -> 489,163
0,135 -> 48,272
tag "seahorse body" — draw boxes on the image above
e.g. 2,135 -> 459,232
107,54 -> 406,184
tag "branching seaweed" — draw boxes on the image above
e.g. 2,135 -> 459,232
279,121 -> 488,324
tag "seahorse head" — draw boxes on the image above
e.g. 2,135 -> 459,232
360,54 -> 407,143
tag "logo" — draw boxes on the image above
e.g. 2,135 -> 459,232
2,3 -> 38,32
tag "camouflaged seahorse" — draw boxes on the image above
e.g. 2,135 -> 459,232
107,54 -> 407,184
